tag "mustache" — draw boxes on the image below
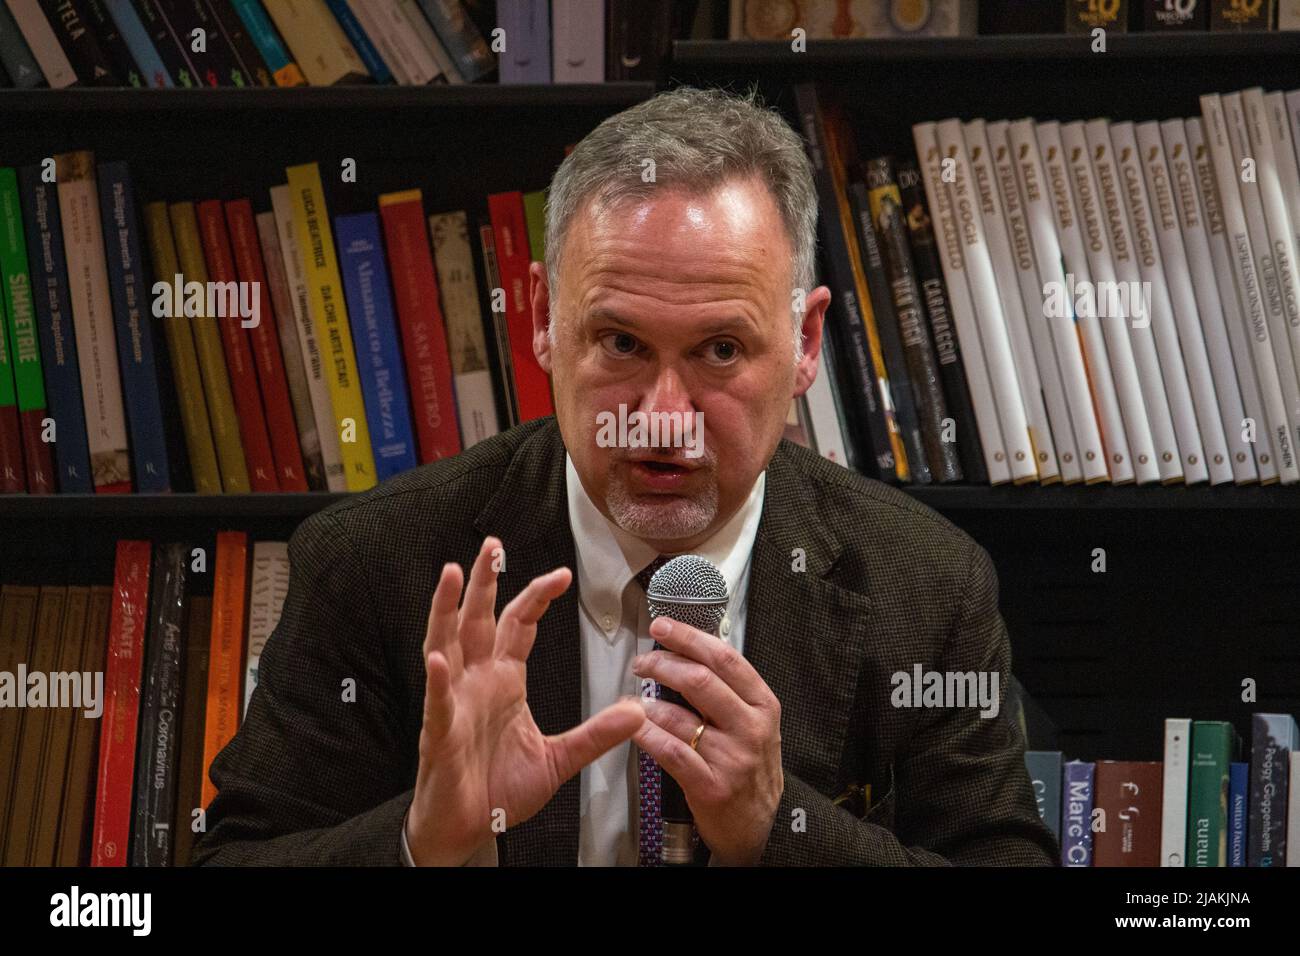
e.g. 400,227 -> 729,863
610,446 -> 717,466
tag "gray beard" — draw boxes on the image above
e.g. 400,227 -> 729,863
604,470 -> 719,541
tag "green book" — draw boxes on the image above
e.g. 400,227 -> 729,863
1186,720 -> 1239,867
522,189 -> 546,261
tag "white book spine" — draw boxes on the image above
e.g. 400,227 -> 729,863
1069,120 -> 1175,485
270,184 -> 347,491
347,0 -> 412,84
375,0 -> 442,83
803,348 -> 850,467
935,118 -> 1037,483
1167,119 -> 1259,485
244,541 -> 290,718
396,0 -> 459,82
1268,91 -> 1300,301
1161,718 -> 1191,867
965,120 -> 1063,483
428,211 -> 500,448
1005,119 -> 1109,483
1132,120 -> 1232,484
6,0 -> 76,88
1035,121 -> 1140,483
913,121 -> 1011,484
55,159 -> 131,489
1220,92 -> 1300,481
551,0 -> 604,83
1200,94 -> 1299,482
1287,90 -> 1300,182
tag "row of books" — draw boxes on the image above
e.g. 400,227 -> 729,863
730,0 -> 1300,37
0,0 -> 699,89
795,83 -> 1300,486
1026,714 -> 1300,866
0,535 -> 286,866
0,148 -> 564,494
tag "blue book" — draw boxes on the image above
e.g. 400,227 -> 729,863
96,161 -> 170,492
17,166 -> 92,492
1229,762 -> 1248,867
497,0 -> 549,84
1249,712 -> 1298,867
1061,760 -> 1094,867
0,2 -> 44,88
334,213 -> 417,481
323,0 -> 393,84
231,0 -> 298,83
105,0 -> 172,86
1025,750 -> 1063,846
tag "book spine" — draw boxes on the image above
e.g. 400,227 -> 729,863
477,220 -> 518,428
415,0 -> 492,81
7,0 -> 77,86
1168,117 -> 1259,485
1187,721 -> 1233,867
201,530 -> 248,811
1248,712 -> 1296,866
1061,120 -> 1167,486
1061,761 -> 1095,867
428,210 -> 499,448
171,592 -> 209,866
1189,115 -> 1276,483
334,211 -> 418,479
913,121 -> 1011,484
342,0 -> 408,83
324,0 -> 392,83
142,201 -> 221,493
158,0 -> 243,85
55,151 -> 132,492
802,344 -> 852,467
1134,120 -> 1234,484
226,200 -> 308,490
0,285 -> 25,492
522,190 -> 546,261
285,162 -> 377,489
91,539 -> 150,866
0,166 -> 55,492
496,0 -> 549,84
96,160 -> 171,491
243,540 -> 289,717
169,201 -> 251,491
1228,761 -> 1248,867
80,0 -> 145,86
963,121 -> 1063,483
0,585 -> 39,851
1205,92 -> 1300,482
377,191 -> 460,460
263,0 -> 368,86
230,0 -> 304,85
549,0 -> 602,82
269,184 -> 344,490
487,190 -> 553,423
131,541 -> 187,866
605,0 -> 671,82
863,161 -> 960,482
36,0 -> 121,85
1032,121 -> 1137,484
1161,717 -> 1191,866
255,209 -> 324,489
195,198 -> 279,490
203,0 -> 272,86
104,0 -> 170,86
935,119 -> 1037,484
130,0 -> 199,86
0,1 -> 47,87
395,0 -> 455,82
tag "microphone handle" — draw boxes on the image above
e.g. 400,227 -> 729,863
653,641 -> 703,866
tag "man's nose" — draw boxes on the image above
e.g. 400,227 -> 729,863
637,364 -> 695,417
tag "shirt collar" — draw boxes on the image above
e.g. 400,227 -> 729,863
564,453 -> 767,627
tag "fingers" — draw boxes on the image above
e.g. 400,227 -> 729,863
421,650 -> 455,747
632,646 -> 748,727
496,566 -> 573,661
641,695 -> 708,750
458,537 -> 503,665
648,616 -> 770,707
633,717 -> 713,795
546,698 -> 645,786
424,561 -> 465,678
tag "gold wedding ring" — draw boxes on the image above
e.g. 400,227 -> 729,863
690,723 -> 706,751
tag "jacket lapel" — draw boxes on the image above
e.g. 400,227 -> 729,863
474,420 -> 582,866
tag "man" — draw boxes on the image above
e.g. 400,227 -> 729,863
192,86 -> 1057,867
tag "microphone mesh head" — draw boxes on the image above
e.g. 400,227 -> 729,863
647,555 -> 729,636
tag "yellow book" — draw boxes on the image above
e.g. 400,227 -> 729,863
263,0 -> 369,86
143,203 -> 221,494
285,162 -> 376,490
168,202 -> 250,493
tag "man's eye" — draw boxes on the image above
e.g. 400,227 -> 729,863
706,340 -> 740,364
601,332 -> 640,356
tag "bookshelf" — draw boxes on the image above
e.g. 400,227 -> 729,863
4,31 -> 1300,769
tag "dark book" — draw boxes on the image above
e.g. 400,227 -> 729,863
476,218 -> 518,430
897,158 -> 988,484
0,585 -> 40,853
1210,0 -> 1274,29
79,0 -> 144,85
416,0 -> 495,81
1143,0 -> 1210,29
1066,0 -> 1129,32
37,0 -> 121,85
157,0 -> 244,85
131,0 -> 201,87
171,593 -> 210,867
863,157 -> 961,483
1249,712 -> 1298,866
606,0 -> 673,81
0,2 -> 45,88
1093,761 -> 1163,866
132,542 -> 189,866
203,0 -> 271,86
979,0 -> 1064,33
791,82 -> 899,482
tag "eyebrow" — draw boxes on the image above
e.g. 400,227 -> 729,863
585,307 -> 760,338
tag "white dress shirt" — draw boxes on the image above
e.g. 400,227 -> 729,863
402,454 -> 765,866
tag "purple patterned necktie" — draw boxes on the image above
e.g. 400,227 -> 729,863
635,555 -> 670,867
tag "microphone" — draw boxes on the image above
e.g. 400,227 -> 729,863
645,555 -> 729,865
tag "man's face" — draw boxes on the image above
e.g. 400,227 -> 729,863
530,175 -> 829,554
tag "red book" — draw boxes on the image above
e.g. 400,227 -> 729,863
0,403 -> 24,492
488,191 -> 553,422
18,413 -> 53,493
196,200 -> 279,491
223,199 -> 308,492
91,540 -> 151,867
377,190 -> 461,462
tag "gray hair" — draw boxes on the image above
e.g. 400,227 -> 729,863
543,85 -> 818,362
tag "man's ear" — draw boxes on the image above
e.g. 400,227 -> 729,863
530,261 -> 554,374
792,284 -> 831,397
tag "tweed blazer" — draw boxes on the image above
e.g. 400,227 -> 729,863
191,417 -> 1059,866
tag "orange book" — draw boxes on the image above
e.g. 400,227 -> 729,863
201,531 -> 249,811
